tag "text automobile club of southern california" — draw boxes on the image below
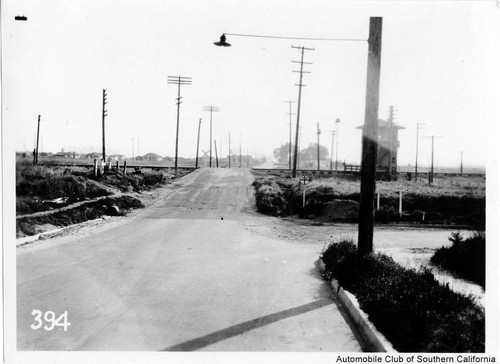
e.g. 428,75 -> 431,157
336,356 -> 496,363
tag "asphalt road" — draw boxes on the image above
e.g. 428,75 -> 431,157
17,168 -> 364,352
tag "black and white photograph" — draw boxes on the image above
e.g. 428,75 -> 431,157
2,0 -> 499,363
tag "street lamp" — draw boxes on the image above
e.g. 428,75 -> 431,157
213,19 -> 383,255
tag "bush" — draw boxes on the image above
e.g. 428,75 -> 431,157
431,232 -> 485,288
320,240 -> 485,352
254,180 -> 287,216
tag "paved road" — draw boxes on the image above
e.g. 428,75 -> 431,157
17,168 -> 364,352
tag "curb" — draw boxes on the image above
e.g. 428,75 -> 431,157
314,258 -> 396,353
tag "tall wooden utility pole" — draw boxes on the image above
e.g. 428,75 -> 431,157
168,75 -> 192,172
291,45 -> 314,178
34,115 -> 41,164
388,105 -> 395,179
330,130 -> 335,171
358,17 -> 383,256
284,100 -> 296,170
214,139 -> 219,168
424,135 -> 443,185
203,106 -> 219,167
415,123 -> 425,181
195,118 -> 202,168
316,122 -> 321,171
460,151 -> 463,175
228,132 -> 231,168
335,118 -> 340,171
102,89 -> 108,168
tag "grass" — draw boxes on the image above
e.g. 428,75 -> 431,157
430,232 -> 486,288
320,240 -> 485,352
251,171 -> 485,227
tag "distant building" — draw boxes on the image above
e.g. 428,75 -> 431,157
84,152 -> 102,159
54,151 -> 80,159
142,153 -> 163,162
108,154 -> 125,161
356,119 -> 405,174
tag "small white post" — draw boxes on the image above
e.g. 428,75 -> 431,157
302,185 -> 306,208
399,190 -> 403,216
377,193 -> 380,210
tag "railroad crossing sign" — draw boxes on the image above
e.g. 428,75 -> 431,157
300,174 -> 310,185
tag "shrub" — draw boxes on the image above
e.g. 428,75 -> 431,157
430,232 -> 485,288
320,240 -> 485,352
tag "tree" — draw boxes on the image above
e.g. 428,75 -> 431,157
300,143 -> 329,161
273,143 -> 294,165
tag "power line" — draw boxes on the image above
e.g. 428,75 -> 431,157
223,32 -> 366,42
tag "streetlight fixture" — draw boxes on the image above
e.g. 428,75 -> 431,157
213,19 -> 383,255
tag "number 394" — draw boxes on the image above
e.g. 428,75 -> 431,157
31,310 -> 71,332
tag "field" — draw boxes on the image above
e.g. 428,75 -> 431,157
251,170 -> 485,228
15,158 -> 191,237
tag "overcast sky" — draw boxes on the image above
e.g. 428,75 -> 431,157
3,0 -> 499,169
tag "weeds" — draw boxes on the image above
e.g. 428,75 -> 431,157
431,232 -> 485,288
321,240 -> 485,352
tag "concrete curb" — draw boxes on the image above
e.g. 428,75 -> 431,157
314,258 -> 396,353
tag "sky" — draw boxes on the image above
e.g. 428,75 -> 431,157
2,0 -> 499,170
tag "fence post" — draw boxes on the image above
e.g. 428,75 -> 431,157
116,161 -> 119,171
93,159 -> 98,177
399,190 -> 403,216
376,193 -> 380,210
123,161 -> 127,175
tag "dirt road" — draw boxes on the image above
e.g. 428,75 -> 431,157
17,168 -> 364,352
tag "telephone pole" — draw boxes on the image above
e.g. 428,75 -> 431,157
102,89 -> 108,167
284,100 -> 296,170
291,45 -> 314,178
316,122 -> 321,171
460,151 -> 463,175
214,139 -> 219,168
358,17 -> 383,256
330,130 -> 335,171
388,105 -> 397,179
34,115 -> 41,164
228,132 -> 231,168
415,123 -> 426,181
335,118 -> 340,171
168,75 -> 192,171
195,118 -> 202,168
424,135 -> 443,185
203,106 -> 219,167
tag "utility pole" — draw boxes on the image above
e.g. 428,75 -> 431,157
137,133 -> 140,157
203,106 -> 219,167
316,122 -> 321,171
330,130 -> 335,171
102,89 -> 108,168
239,136 -> 242,168
415,123 -> 425,181
358,17 -> 383,256
460,151 -> 463,175
195,118 -> 202,168
335,118 -> 340,171
388,105 -> 396,179
168,75 -> 192,172
424,135 -> 443,185
214,139 -> 219,168
34,115 -> 41,164
284,100 -> 296,170
291,45 -> 314,178
228,132 -> 231,168
131,137 -> 135,159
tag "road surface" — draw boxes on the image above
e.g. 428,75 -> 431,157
17,168 -> 364,352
